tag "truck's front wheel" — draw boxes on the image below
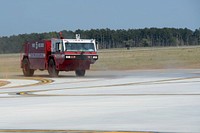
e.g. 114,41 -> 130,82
75,70 -> 86,77
48,59 -> 59,77
22,58 -> 34,76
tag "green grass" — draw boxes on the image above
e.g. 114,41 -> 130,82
0,46 -> 200,74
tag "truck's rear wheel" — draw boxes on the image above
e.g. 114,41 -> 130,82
22,58 -> 34,76
75,70 -> 85,77
48,59 -> 59,77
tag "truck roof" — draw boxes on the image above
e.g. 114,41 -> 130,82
51,38 -> 95,43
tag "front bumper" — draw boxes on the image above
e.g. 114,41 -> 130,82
65,55 -> 98,60
57,55 -> 98,71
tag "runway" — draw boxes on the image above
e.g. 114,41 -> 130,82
0,69 -> 200,133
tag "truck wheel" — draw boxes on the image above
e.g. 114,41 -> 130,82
48,59 -> 59,77
75,70 -> 86,77
22,58 -> 34,76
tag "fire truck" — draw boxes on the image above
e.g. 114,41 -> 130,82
21,34 -> 98,77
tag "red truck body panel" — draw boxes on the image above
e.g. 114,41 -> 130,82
23,40 -> 51,70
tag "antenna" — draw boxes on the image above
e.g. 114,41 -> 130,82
59,32 -> 64,39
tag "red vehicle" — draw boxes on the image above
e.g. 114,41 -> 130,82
21,34 -> 98,77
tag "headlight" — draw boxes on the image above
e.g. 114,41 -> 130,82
66,55 -> 76,59
66,55 -> 71,59
92,56 -> 98,59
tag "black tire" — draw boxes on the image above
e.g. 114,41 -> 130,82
75,70 -> 86,77
48,59 -> 59,77
22,58 -> 34,76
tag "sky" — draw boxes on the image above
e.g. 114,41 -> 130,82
0,0 -> 199,37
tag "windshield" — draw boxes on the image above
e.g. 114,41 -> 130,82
65,43 -> 95,52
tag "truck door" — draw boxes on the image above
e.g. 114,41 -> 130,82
52,40 -> 65,66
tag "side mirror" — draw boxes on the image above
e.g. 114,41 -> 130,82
95,41 -> 99,50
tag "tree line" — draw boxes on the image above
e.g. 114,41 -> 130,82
0,28 -> 200,54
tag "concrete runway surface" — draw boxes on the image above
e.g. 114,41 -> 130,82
0,69 -> 200,133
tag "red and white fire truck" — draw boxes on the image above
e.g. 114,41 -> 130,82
21,34 -> 98,77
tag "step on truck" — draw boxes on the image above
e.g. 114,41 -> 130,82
21,34 -> 98,77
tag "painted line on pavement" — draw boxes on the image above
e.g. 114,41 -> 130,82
0,77 -> 54,98
13,76 -> 200,97
2,76 -> 200,98
0,80 -> 10,87
21,92 -> 200,97
0,77 -> 53,89
21,76 -> 200,95
0,129 -> 154,133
